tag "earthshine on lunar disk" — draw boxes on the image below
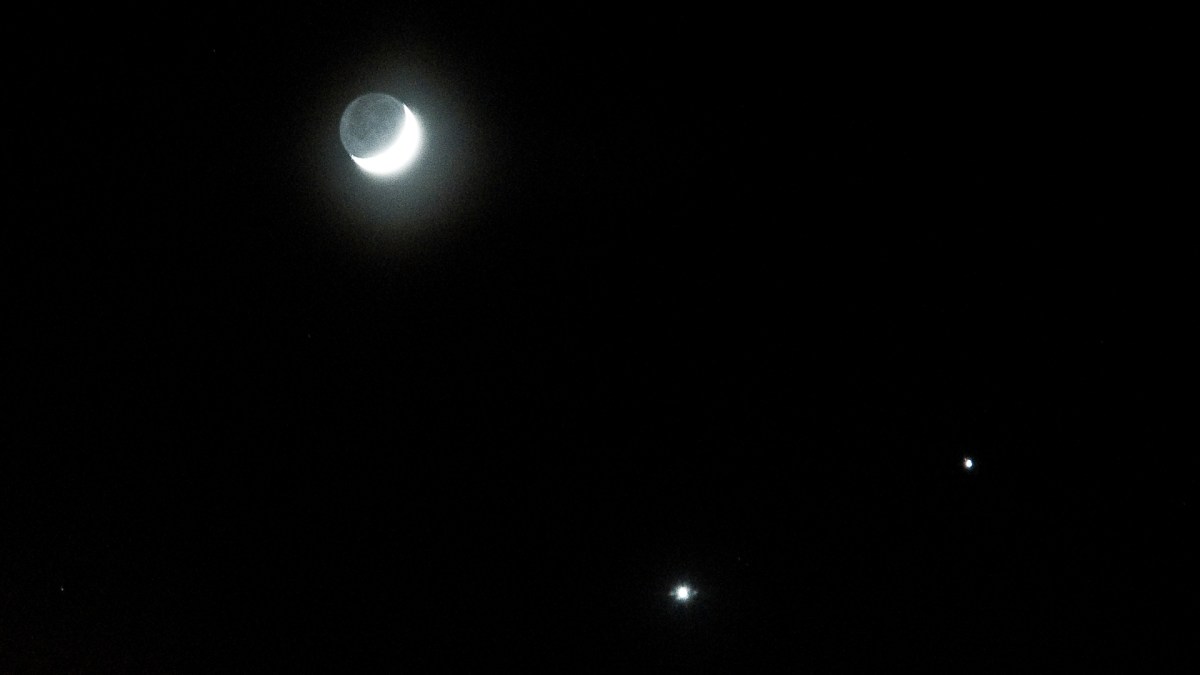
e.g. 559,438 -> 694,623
339,93 -> 422,176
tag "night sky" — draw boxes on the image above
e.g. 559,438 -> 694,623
5,4 -> 1191,672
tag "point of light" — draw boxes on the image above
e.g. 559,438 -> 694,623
963,457 -> 974,470
352,105 -> 423,176
674,585 -> 693,601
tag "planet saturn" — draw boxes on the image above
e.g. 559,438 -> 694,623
339,93 -> 423,176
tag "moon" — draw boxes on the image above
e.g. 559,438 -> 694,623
340,93 -> 423,176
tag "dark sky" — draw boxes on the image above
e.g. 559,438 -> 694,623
5,4 -> 1191,672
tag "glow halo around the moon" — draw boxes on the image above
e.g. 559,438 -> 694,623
350,104 -> 423,176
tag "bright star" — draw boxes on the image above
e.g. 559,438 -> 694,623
673,585 -> 694,601
963,457 -> 974,470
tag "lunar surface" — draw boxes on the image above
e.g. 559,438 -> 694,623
340,93 -> 422,176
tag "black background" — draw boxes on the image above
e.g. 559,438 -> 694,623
4,4 -> 1191,672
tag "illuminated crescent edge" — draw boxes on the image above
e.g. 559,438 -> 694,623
351,105 -> 422,175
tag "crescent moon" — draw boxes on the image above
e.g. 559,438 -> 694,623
351,104 -> 422,176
